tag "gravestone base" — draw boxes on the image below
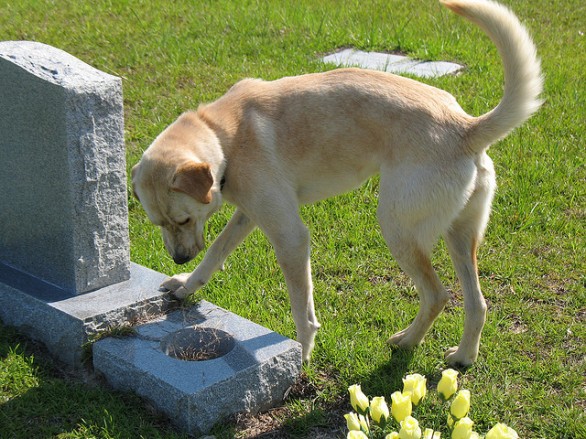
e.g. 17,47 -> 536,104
0,263 -> 178,367
93,301 -> 302,435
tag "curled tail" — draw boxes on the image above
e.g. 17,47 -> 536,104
441,0 -> 543,152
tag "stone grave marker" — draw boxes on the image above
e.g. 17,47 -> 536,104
0,41 -> 129,293
0,41 -> 178,364
0,41 -> 302,434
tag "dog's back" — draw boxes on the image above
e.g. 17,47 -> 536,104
198,67 -> 474,203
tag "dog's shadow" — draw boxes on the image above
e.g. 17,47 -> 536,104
271,347 -> 416,438
360,345 -> 471,395
359,346 -> 416,397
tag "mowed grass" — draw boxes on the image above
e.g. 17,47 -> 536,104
1,0 -> 584,437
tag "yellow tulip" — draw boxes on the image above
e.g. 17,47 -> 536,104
348,431 -> 369,439
450,390 -> 471,419
437,369 -> 458,400
403,373 -> 427,405
391,391 -> 413,423
386,433 -> 400,439
399,416 -> 422,439
451,417 -> 474,439
370,396 -> 390,425
486,423 -> 519,439
359,414 -> 370,434
348,384 -> 370,414
423,428 -> 441,439
344,412 -> 361,431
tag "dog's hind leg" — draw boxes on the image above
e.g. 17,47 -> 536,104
443,230 -> 486,367
383,233 -> 450,348
377,172 -> 451,349
444,158 -> 495,366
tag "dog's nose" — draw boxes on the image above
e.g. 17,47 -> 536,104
173,254 -> 192,265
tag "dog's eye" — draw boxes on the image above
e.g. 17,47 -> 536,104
177,218 -> 190,226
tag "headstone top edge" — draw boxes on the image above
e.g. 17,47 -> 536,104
0,40 -> 120,87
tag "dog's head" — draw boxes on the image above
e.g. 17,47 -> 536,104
131,113 -> 224,264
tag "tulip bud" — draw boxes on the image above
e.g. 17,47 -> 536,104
399,416 -> 422,439
451,417 -> 474,439
344,412 -> 361,431
437,369 -> 458,400
450,390 -> 471,419
359,414 -> 370,434
391,391 -> 413,423
370,396 -> 390,426
486,422 -> 519,439
423,428 -> 441,439
386,433 -> 400,439
348,430 -> 369,439
403,373 -> 427,405
348,384 -> 370,414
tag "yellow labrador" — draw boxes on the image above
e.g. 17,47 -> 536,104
132,0 -> 542,366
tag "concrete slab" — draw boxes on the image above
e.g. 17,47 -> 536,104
322,48 -> 463,78
93,301 -> 302,435
0,262 -> 177,367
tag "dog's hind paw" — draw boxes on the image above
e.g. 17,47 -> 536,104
444,346 -> 476,368
388,328 -> 424,348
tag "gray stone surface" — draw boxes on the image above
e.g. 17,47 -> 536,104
0,41 -> 302,435
93,301 -> 303,435
0,262 -> 177,367
0,41 -> 129,294
322,48 -> 464,78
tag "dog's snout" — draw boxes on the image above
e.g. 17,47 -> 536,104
173,254 -> 193,265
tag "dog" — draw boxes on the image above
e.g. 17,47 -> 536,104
132,0 -> 542,367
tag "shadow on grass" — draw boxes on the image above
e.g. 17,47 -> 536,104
0,323 -> 186,439
268,346 -> 454,438
360,346 -> 416,396
217,347 -> 417,438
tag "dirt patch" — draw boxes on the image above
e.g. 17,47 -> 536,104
228,372 -> 348,438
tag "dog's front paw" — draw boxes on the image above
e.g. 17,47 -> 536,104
160,273 -> 193,299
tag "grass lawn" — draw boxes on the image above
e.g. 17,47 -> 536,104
1,0 -> 584,437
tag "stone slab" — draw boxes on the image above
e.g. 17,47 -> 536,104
0,41 -> 129,293
0,262 -> 177,367
93,301 -> 302,435
322,48 -> 463,78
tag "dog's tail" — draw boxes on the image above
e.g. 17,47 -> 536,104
441,0 -> 543,153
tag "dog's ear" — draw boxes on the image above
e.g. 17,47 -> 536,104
171,162 -> 213,204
